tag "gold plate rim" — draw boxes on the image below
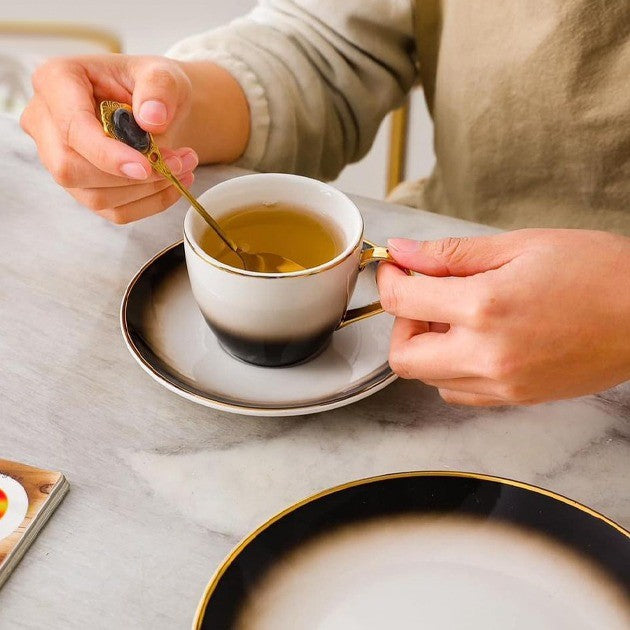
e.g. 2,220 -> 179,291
192,470 -> 630,629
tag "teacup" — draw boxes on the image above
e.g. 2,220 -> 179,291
183,173 -> 397,367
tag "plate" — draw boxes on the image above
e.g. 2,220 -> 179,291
194,472 -> 630,629
121,242 -> 396,416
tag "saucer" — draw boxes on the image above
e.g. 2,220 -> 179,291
121,242 -> 396,416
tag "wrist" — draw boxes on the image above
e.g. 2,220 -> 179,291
174,59 -> 250,164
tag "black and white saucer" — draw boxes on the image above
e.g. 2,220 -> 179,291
121,242 -> 396,416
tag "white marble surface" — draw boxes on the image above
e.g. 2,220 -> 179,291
0,114 -> 628,629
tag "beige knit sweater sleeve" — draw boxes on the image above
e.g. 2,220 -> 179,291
166,0 -> 417,179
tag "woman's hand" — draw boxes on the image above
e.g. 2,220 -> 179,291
20,55 -> 249,224
377,229 -> 630,406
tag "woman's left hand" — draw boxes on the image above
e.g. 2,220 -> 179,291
376,229 -> 630,406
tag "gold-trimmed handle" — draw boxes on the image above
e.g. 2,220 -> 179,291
337,245 -> 409,328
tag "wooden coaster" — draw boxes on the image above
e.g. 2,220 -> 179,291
0,459 -> 68,588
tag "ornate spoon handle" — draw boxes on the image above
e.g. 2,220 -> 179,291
99,101 -> 239,253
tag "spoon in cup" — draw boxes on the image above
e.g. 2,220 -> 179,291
99,101 -> 303,273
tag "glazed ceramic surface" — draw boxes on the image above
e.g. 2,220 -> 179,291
123,242 -> 395,415
195,473 -> 630,630
183,174 -> 368,367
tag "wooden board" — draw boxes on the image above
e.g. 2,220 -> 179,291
0,459 -> 67,567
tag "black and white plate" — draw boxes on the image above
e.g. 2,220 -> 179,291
193,472 -> 630,629
121,242 -> 396,416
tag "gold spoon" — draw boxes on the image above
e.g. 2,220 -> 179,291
99,101 -> 303,273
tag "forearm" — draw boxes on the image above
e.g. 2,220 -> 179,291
174,60 -> 250,165
166,0 -> 417,178
613,237 -> 630,379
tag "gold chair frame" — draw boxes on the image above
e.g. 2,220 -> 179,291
0,21 -> 122,54
387,99 -> 409,194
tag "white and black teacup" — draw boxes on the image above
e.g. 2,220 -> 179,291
184,173 -> 399,367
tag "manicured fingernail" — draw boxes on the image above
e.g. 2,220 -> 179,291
388,238 -> 419,252
120,162 -> 148,180
138,100 -> 167,125
165,156 -> 183,174
179,150 -> 198,172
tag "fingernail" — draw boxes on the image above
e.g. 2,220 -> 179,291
138,100 -> 167,125
165,156 -> 183,174
387,238 -> 419,252
179,150 -> 199,172
120,162 -> 149,180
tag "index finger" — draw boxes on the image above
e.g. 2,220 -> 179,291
35,61 -> 152,179
377,262 -> 473,324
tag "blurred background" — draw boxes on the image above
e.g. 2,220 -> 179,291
1,1 -> 435,199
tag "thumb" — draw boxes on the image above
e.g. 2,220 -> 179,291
130,59 -> 191,135
387,233 -> 519,277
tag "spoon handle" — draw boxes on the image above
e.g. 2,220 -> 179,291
149,154 -> 239,252
99,100 -> 240,254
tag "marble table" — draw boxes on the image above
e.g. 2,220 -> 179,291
1,114 -> 628,629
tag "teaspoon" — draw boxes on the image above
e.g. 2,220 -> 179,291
100,101 -> 303,273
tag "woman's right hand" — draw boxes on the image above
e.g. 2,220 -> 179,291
20,54 -> 199,224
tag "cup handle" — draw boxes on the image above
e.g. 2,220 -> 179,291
337,244 -> 410,329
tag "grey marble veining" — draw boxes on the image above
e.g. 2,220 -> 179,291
0,114 -> 628,629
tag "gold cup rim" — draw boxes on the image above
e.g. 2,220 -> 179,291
183,228 -> 365,279
183,174 -> 366,279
